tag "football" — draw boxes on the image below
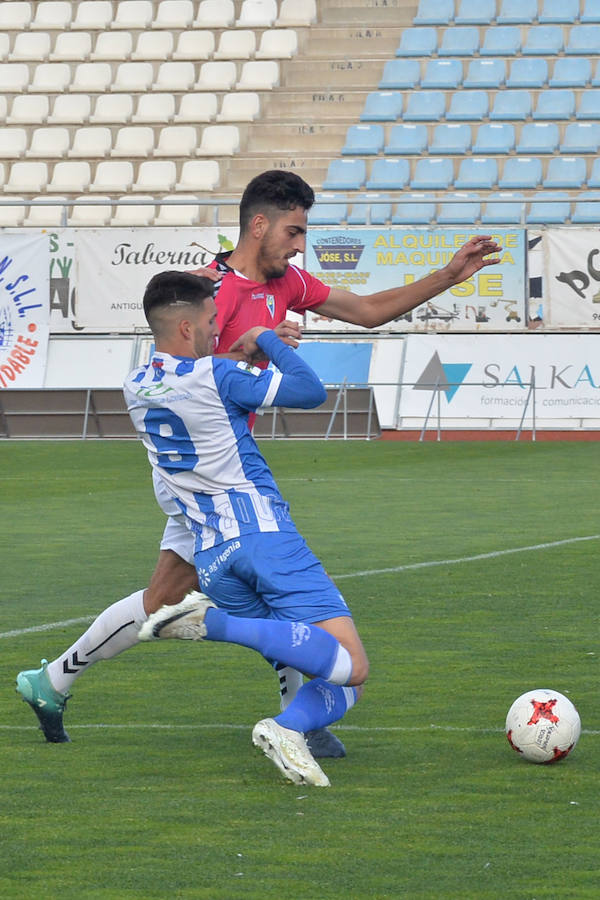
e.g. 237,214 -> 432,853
505,689 -> 581,764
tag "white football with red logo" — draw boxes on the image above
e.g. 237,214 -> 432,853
505,689 -> 581,764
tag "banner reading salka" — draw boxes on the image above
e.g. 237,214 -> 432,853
545,228 -> 600,329
74,227 -> 238,331
304,227 -> 526,333
0,233 -> 49,389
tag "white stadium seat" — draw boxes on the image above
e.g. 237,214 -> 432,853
195,0 -> 235,28
69,196 -> 112,227
237,0 -> 278,27
0,198 -> 26,226
90,161 -> 134,192
111,63 -> 154,93
196,125 -> 240,156
173,31 -> 215,60
26,127 -> 70,159
215,31 -> 257,60
256,29 -> 299,59
111,1 -> 153,30
153,62 -> 196,91
90,94 -> 134,124
154,196 -> 202,227
68,127 -> 112,158
48,95 -> 92,124
277,0 -> 317,26
4,162 -> 49,193
0,96 -> 7,119
176,160 -> 220,191
72,2 -> 113,30
0,35 -> 9,62
174,93 -> 218,123
132,160 -> 177,192
155,126 -> 199,157
30,2 -> 72,29
153,0 -> 195,29
133,94 -> 176,123
24,197 -> 69,227
29,64 -> 71,93
0,129 -> 28,158
196,62 -> 238,91
0,163 -> 6,188
91,32 -> 133,61
218,92 -> 260,121
70,63 -> 112,93
111,197 -> 156,226
0,65 -> 30,93
11,33 -> 51,62
236,60 -> 279,89
111,126 -> 155,158
50,33 -> 93,61
7,96 -> 50,125
133,32 -> 174,61
47,162 -> 92,193
0,3 -> 33,31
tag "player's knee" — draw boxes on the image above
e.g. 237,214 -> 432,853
348,652 -> 369,686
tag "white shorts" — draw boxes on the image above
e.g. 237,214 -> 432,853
160,514 -> 195,565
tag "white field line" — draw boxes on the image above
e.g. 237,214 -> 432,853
2,533 -> 599,641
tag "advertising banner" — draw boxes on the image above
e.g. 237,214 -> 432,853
0,233 -> 49,388
544,228 -> 600,329
303,227 -> 526,333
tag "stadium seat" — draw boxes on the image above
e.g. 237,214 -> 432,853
414,0 -> 453,25
421,59 -> 462,89
534,90 -> 575,120
498,157 -> 543,188
7,96 -> 50,125
26,127 -> 70,159
456,0 -> 495,23
256,30 -> 299,59
404,91 -> 445,121
0,35 -> 8,63
347,194 -> 392,226
588,158 -> 600,187
322,159 -> 366,190
454,157 -> 498,189
152,0 -> 195,29
582,0 -> 600,23
437,194 -> 481,225
0,3 -> 33,30
48,95 -> 91,125
133,33 -> 175,61
438,27 -> 479,56
24,197 -> 69,228
592,61 -> 600,86
112,63 -> 154,93
480,26 -> 521,56
11,33 -> 51,62
490,91 -> 532,121
384,124 -> 428,154
463,59 -> 505,88
174,31 -> 216,60
196,125 -> 240,156
379,59 -> 421,90
50,32 -> 93,61
133,94 -> 175,124
237,0 -> 278,27
4,162 -> 48,193
72,2 -> 113,29
550,58 -> 591,87
576,90 -> 600,119
473,123 -> 515,153
0,129 -> 27,158
308,194 -> 347,225
154,196 -> 202,227
236,61 -> 279,90
215,31 -> 257,60
543,157 -> 587,189
175,93 -> 218,123
194,0 -> 235,27
560,122 -> 600,153
70,63 -> 112,93
341,124 -> 384,155
571,192 -> 600,223
566,25 -> 600,54
276,0 -> 317,25
360,91 -> 403,122
447,90 -> 488,120
526,192 -> 570,224
111,197 -> 156,227
522,25 -> 564,55
90,94 -> 134,124
196,62 -> 237,91
428,123 -> 471,154
218,92 -> 261,122
68,196 -> 112,226
481,192 -> 526,224
31,1 -> 72,29
111,127 -> 154,158
506,59 -> 548,88
153,62 -> 196,92
91,32 -> 133,61
392,193 -> 435,225
497,0 -> 537,23
395,28 -> 437,57
516,122 -> 560,153
175,160 -> 220,191
132,161 -> 177,192
111,1 -> 153,29
47,162 -> 91,193
539,0 -> 579,22
29,64 -> 71,94
90,161 -> 134,192
366,158 -> 410,189
154,126 -> 198,158
410,158 -> 454,190
0,198 -> 26,227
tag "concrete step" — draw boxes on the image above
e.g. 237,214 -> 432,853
221,157 -> 335,192
319,0 -> 417,26
261,90 -> 368,122
281,58 -> 387,90
302,26 -> 404,58
244,122 -> 348,154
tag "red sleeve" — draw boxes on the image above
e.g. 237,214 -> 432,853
286,266 -> 330,313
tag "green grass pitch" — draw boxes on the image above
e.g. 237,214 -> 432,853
1,440 -> 599,899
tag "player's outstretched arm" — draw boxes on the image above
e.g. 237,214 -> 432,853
317,235 -> 502,329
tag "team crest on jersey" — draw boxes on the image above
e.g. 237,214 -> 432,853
236,361 -> 261,376
265,294 -> 275,318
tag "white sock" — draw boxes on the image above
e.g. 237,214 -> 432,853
47,590 -> 147,694
277,665 -> 304,711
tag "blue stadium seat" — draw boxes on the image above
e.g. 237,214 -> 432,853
308,194 -> 347,225
360,91 -> 403,122
498,157 -> 543,189
571,192 -> 600,224
543,156 -> 587,188
392,193 -> 436,225
455,0 -> 495,24
472,123 -> 515,153
534,89 -> 575,119
454,157 -> 498,189
464,59 -> 505,88
516,122 -> 559,153
347,194 -> 392,225
322,159 -> 366,190
490,90 -> 532,121
384,123 -> 428,154
522,26 -> 564,55
379,59 -> 420,89
481,192 -> 526,224
576,90 -> 600,119
539,0 -> 579,22
341,124 -> 384,155
366,157 -> 410,189
592,61 -> 600,86
560,122 -> 600,153
497,0 -> 537,23
414,0 -> 453,25
588,158 -> 600,187
550,58 -> 591,87
438,26 -> 479,56
582,0 -> 600,23
506,58 -> 548,88
421,59 -> 463,89
437,193 -> 481,224
395,27 -> 437,57
410,157 -> 454,189
404,91 -> 446,121
526,192 -> 570,225
566,24 -> 600,54
447,90 -> 489,120
428,123 -> 471,154
480,26 -> 521,56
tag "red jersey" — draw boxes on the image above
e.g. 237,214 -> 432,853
210,253 -> 330,353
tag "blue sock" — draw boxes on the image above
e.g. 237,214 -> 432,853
275,679 -> 357,733
204,608 -> 344,681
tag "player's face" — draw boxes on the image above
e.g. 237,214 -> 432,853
192,297 -> 219,358
257,206 -> 308,279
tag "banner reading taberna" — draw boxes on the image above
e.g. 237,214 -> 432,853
0,234 -> 49,389
304,227 -> 526,333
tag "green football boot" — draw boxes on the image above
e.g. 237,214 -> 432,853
16,659 -> 71,743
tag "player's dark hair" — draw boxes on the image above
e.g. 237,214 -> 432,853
143,271 -> 214,327
239,170 -> 314,233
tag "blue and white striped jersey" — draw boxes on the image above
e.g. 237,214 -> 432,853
124,330 -> 326,550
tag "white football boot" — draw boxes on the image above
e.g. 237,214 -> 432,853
138,592 -> 216,642
252,718 -> 331,787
